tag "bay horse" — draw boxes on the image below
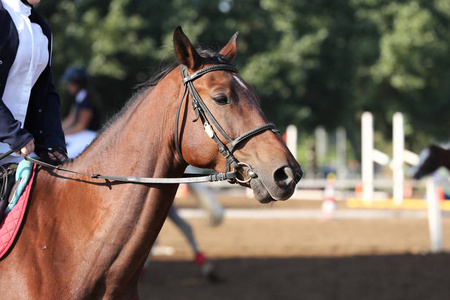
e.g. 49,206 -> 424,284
412,144 -> 450,179
0,27 -> 302,299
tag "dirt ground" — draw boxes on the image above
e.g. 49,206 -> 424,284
138,195 -> 450,300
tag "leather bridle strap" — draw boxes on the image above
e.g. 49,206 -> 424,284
176,64 -> 279,173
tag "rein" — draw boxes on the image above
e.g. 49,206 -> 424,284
176,64 -> 280,183
21,155 -> 237,184
0,150 -> 14,162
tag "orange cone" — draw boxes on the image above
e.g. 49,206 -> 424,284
355,182 -> 363,198
436,186 -> 445,201
175,183 -> 189,198
322,173 -> 337,220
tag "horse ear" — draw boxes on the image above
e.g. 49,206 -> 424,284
219,32 -> 239,61
173,26 -> 202,69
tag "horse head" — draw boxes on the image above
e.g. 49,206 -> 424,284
172,26 -> 302,203
412,144 -> 444,179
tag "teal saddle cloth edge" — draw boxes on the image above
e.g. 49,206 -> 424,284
5,160 -> 34,215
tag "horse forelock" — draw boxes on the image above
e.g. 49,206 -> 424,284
197,48 -> 235,66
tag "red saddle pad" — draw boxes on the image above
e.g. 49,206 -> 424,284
0,164 -> 36,259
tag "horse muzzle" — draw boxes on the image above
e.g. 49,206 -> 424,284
247,164 -> 303,203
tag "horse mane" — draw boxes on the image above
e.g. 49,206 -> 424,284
94,48 -> 235,140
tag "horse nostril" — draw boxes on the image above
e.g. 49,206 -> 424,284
273,166 -> 298,187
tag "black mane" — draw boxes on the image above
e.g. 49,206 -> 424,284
136,48 -> 235,91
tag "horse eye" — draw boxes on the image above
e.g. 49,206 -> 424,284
212,95 -> 230,105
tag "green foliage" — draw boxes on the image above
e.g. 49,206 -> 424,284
37,0 -> 450,154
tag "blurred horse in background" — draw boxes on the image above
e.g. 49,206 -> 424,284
412,144 -> 450,179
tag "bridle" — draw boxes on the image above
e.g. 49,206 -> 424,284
2,63 -> 280,185
175,64 -> 280,183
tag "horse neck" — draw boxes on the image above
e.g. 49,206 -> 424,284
68,68 -> 186,234
76,72 -> 184,179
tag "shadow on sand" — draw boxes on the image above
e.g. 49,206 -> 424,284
139,253 -> 450,300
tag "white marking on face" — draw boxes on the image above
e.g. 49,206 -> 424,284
233,74 -> 248,91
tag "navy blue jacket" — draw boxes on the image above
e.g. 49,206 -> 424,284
0,2 -> 65,153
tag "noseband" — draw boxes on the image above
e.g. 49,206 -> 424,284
175,64 -> 279,183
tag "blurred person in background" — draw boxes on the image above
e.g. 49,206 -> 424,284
141,204 -> 219,282
61,66 -> 101,158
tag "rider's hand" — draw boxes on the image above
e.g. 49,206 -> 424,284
16,139 -> 35,156
48,147 -> 68,164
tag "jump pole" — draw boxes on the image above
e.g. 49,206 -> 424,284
362,112 -> 419,205
361,112 -> 374,204
336,127 -> 347,180
392,112 -> 404,205
426,175 -> 443,252
392,112 -> 420,205
362,112 -> 390,204
285,125 -> 298,160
